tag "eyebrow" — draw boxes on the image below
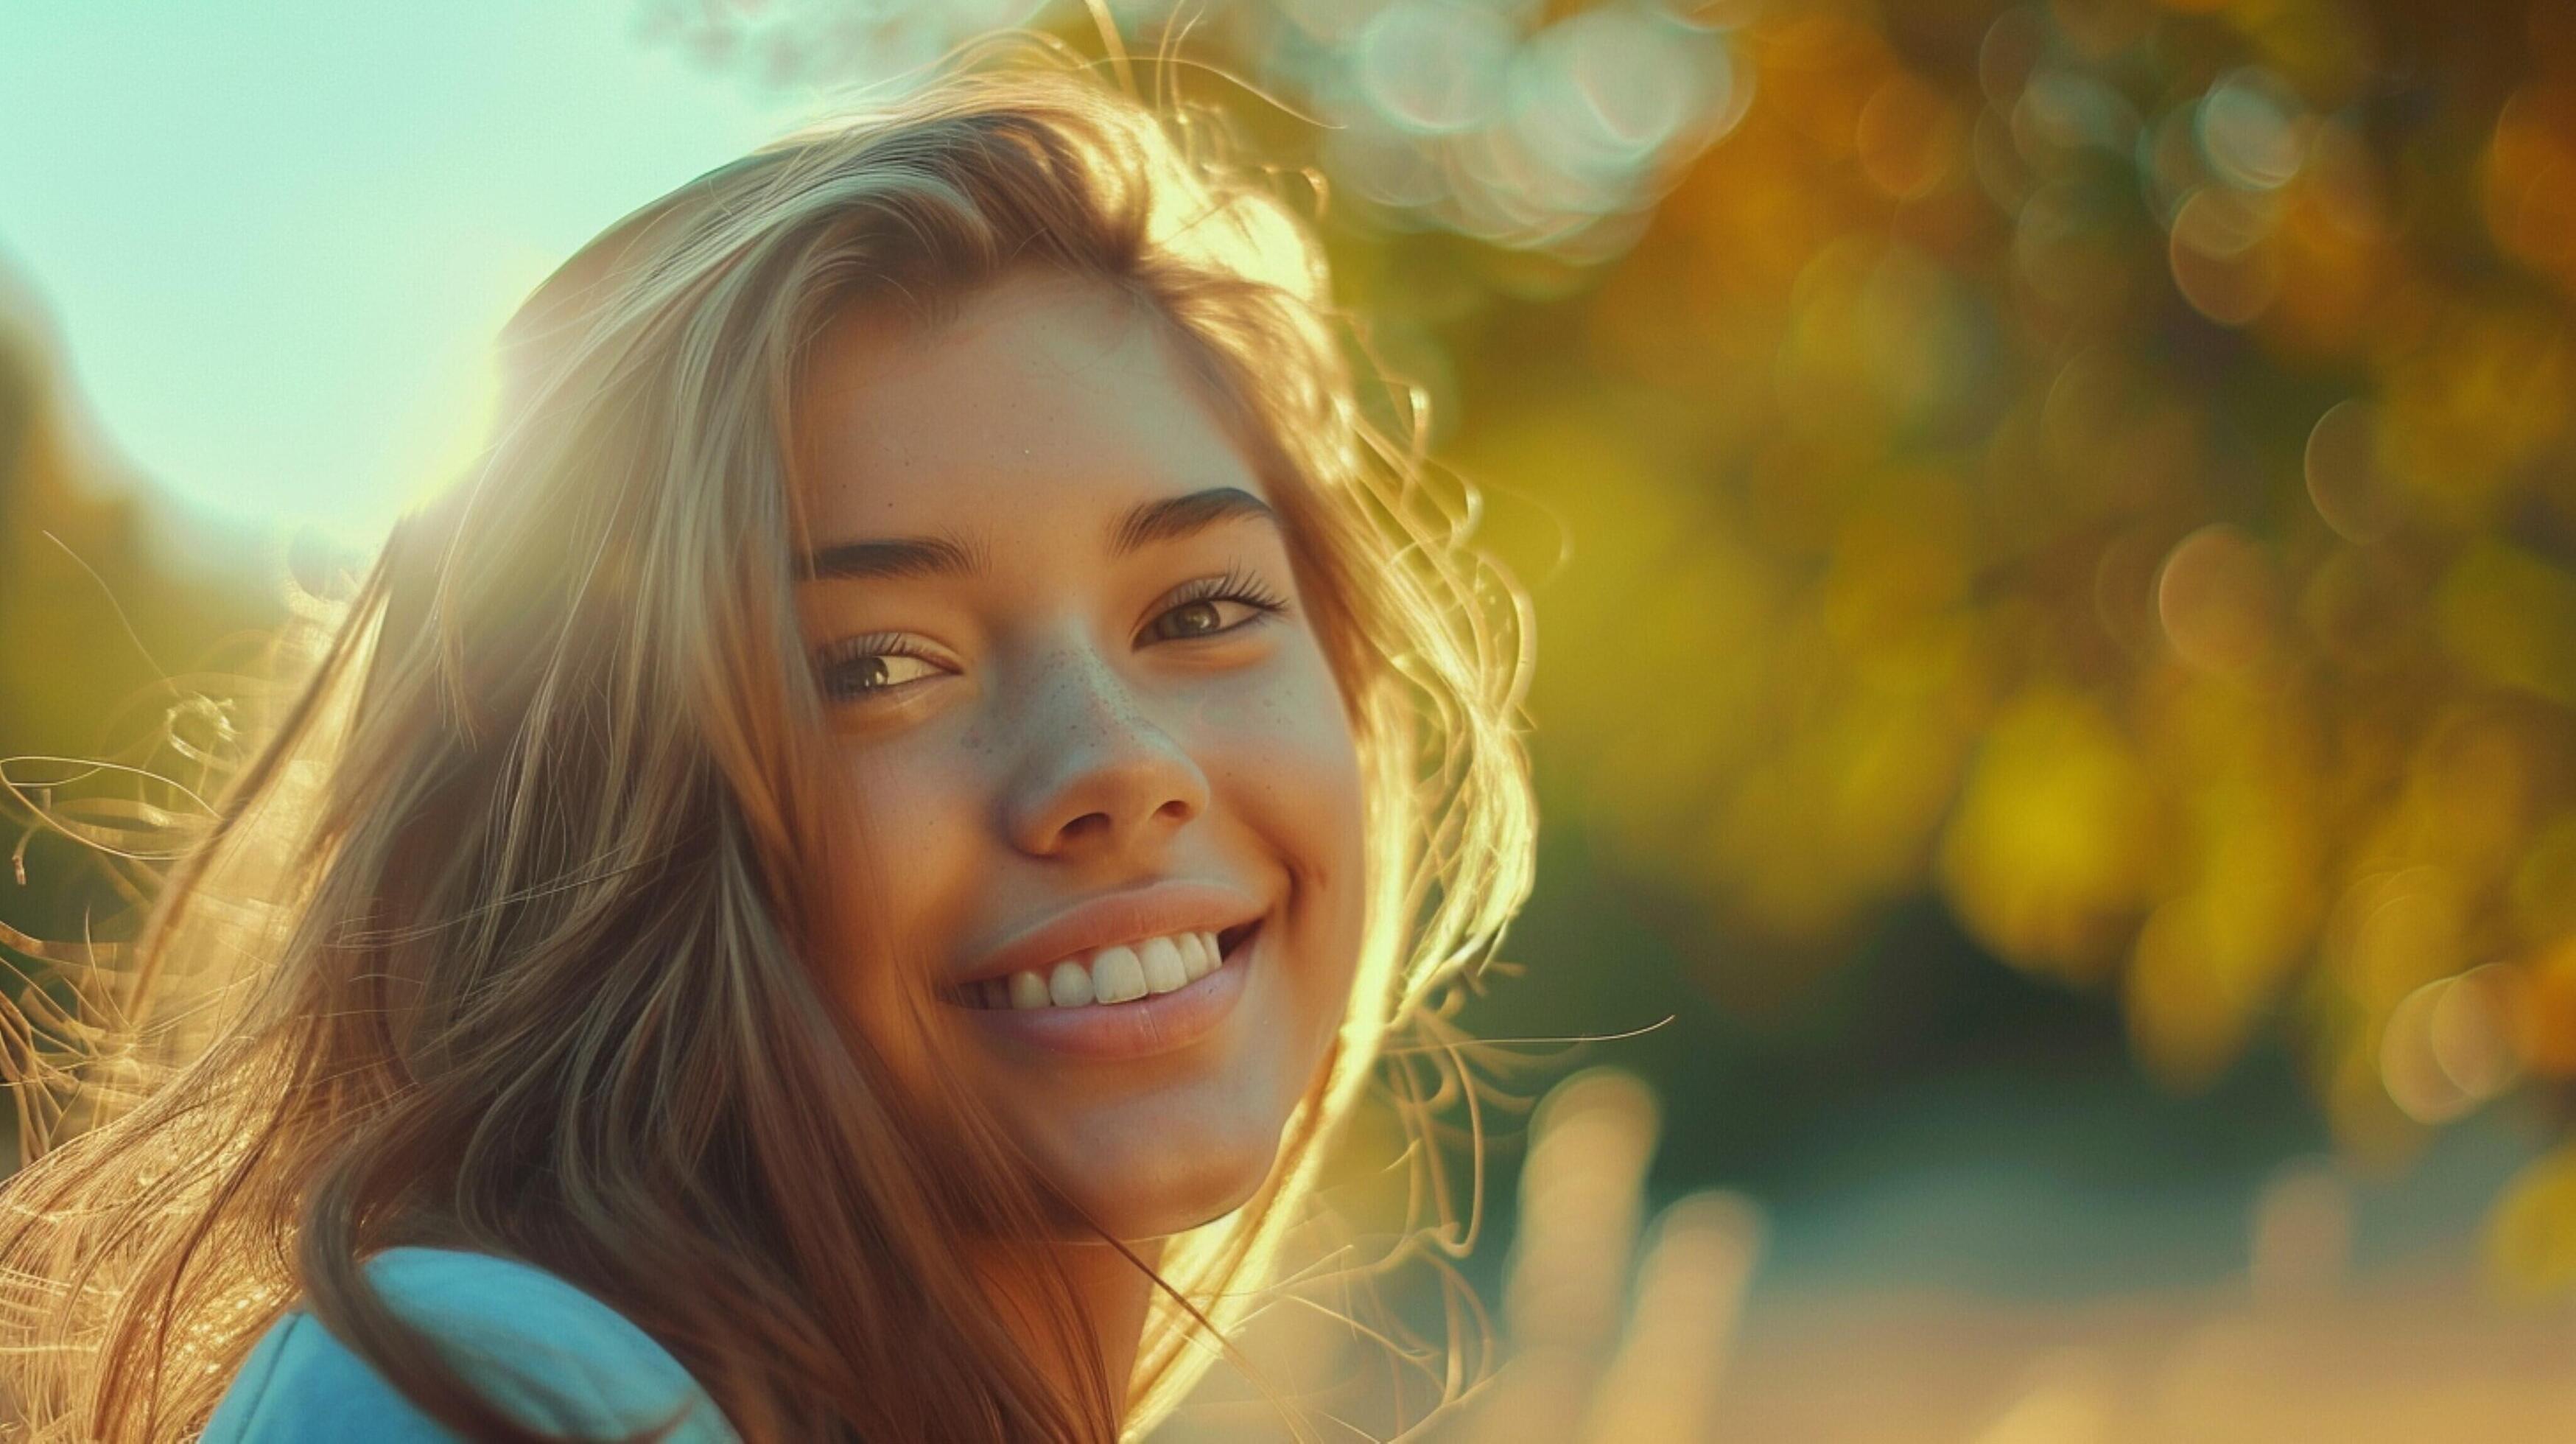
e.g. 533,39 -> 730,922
796,486 -> 1280,583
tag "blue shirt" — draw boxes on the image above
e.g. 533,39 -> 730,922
203,1247 -> 737,1441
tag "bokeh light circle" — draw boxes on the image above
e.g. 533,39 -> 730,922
2157,523 -> 2281,676
2197,66 -> 2307,192
1352,0 -> 1518,136
2303,399 -> 2402,543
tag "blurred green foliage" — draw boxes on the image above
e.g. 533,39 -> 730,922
1267,0 -> 2576,1277
1081,0 -> 2575,1285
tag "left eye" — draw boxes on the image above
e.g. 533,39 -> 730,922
1137,564 -> 1295,645
1142,592 -> 1273,643
815,572 -> 1292,707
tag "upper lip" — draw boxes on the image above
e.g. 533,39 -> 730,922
956,880 -> 1266,988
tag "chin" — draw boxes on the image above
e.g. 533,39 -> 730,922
1054,1134 -> 1277,1241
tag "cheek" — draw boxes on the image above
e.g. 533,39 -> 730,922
1199,645 -> 1371,1069
815,740 -> 984,1028
1195,642 -> 1366,905
833,741 -> 978,894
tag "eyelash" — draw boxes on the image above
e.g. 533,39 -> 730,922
813,564 -> 1294,707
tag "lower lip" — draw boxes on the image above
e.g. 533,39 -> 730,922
950,922 -> 1261,1062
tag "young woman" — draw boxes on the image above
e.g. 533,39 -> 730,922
0,40 -> 1534,1444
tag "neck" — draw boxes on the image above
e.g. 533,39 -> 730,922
1066,1231 -> 1164,1405
975,1230 -> 1167,1423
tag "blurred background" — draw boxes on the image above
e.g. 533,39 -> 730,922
7,0 -> 2576,1437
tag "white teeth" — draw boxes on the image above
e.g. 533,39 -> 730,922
981,925 -> 1246,1010
1008,970 -> 1050,1011
1091,946 -> 1148,1004
1138,936 -> 1189,995
1047,959 -> 1093,1008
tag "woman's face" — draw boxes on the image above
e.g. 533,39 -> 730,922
793,267 -> 1367,1240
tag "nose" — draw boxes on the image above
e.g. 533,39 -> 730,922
999,637 -> 1210,861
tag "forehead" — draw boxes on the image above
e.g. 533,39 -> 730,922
793,268 -> 1268,539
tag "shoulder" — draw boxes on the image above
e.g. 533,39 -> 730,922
203,1247 -> 737,1442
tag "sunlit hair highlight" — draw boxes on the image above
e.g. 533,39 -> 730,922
0,36 -> 1535,1443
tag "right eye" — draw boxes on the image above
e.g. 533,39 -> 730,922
815,638 -> 947,705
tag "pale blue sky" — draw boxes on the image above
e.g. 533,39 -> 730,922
2,1 -> 809,552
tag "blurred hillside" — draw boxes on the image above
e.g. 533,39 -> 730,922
0,268 -> 276,753
0,263 -> 274,1088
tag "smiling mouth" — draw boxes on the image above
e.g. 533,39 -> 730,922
947,919 -> 1263,1011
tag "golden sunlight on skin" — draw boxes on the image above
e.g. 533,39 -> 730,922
791,267 -> 1369,1244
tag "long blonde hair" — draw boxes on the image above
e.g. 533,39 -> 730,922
0,38 -> 1534,1443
